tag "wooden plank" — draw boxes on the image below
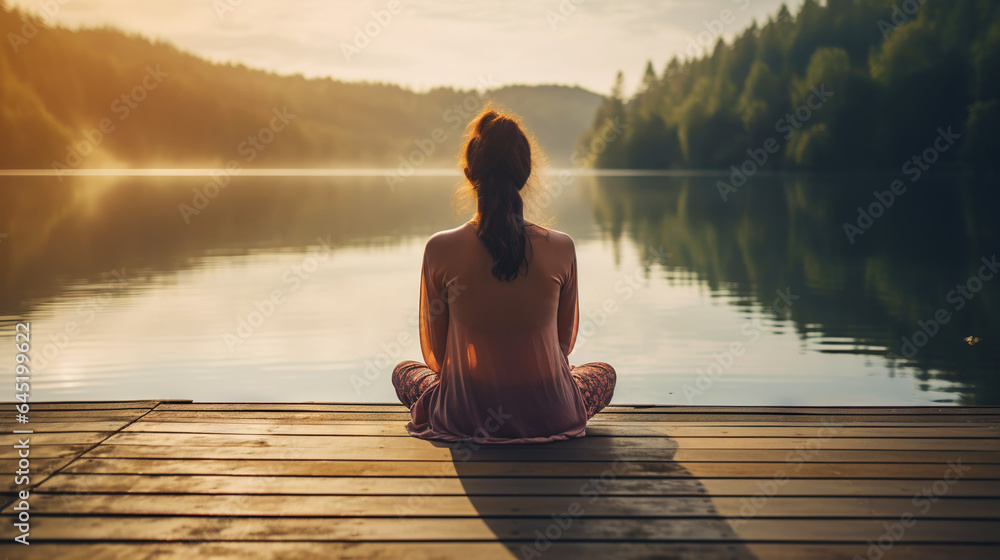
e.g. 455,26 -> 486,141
609,406 -> 1000,415
139,410 -> 1000,423
588,421 -> 1000,428
0,433 -> 110,446
37,474 -> 1000,498
0,458 -> 72,475
0,458 -> 76,493
155,403 -> 411,412
55,402 -> 989,413
60,458 -> 1000,479
0,421 -> 131,433
2,516 -> 997,542
127,415 -> 1000,427
150,403 -> 1000,415
0,444 -> 92,460
613,406 -> 1000,414
121,421 -> 1000,439
9,492 -> 997,518
0,401 -> 159,411
20,410 -> 149,421
77,444 -> 996,463
142,410 -> 418,422
99,432 -> 1000,451
3,543 -> 998,560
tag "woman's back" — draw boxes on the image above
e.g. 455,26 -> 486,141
437,222 -> 569,334
406,222 -> 589,443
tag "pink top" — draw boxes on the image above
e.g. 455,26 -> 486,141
406,222 -> 588,444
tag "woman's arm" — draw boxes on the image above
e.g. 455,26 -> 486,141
557,241 -> 579,357
418,246 -> 449,372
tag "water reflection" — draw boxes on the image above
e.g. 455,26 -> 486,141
586,174 -> 999,404
0,173 -> 995,403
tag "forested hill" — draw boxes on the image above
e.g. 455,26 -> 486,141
0,7 -> 600,169
582,0 -> 1000,172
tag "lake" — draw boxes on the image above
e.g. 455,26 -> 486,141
1,172 -> 996,405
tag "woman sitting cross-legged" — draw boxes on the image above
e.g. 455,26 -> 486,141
391,108 -> 615,444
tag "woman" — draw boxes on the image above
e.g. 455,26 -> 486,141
391,108 -> 615,444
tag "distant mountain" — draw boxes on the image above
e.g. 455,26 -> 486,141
489,85 -> 603,165
0,7 -> 602,170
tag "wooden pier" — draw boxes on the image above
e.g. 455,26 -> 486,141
2,402 -> 999,559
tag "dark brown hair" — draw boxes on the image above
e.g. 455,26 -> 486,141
462,108 -> 533,281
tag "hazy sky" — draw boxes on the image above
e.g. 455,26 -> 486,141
12,0 -> 792,93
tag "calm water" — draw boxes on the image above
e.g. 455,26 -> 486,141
1,173 -> 996,404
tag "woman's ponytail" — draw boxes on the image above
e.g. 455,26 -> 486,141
463,109 -> 534,282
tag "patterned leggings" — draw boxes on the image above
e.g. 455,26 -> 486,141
391,360 -> 616,419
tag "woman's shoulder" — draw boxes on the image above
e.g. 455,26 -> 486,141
424,223 -> 475,253
527,224 -> 575,252
425,222 -> 575,255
